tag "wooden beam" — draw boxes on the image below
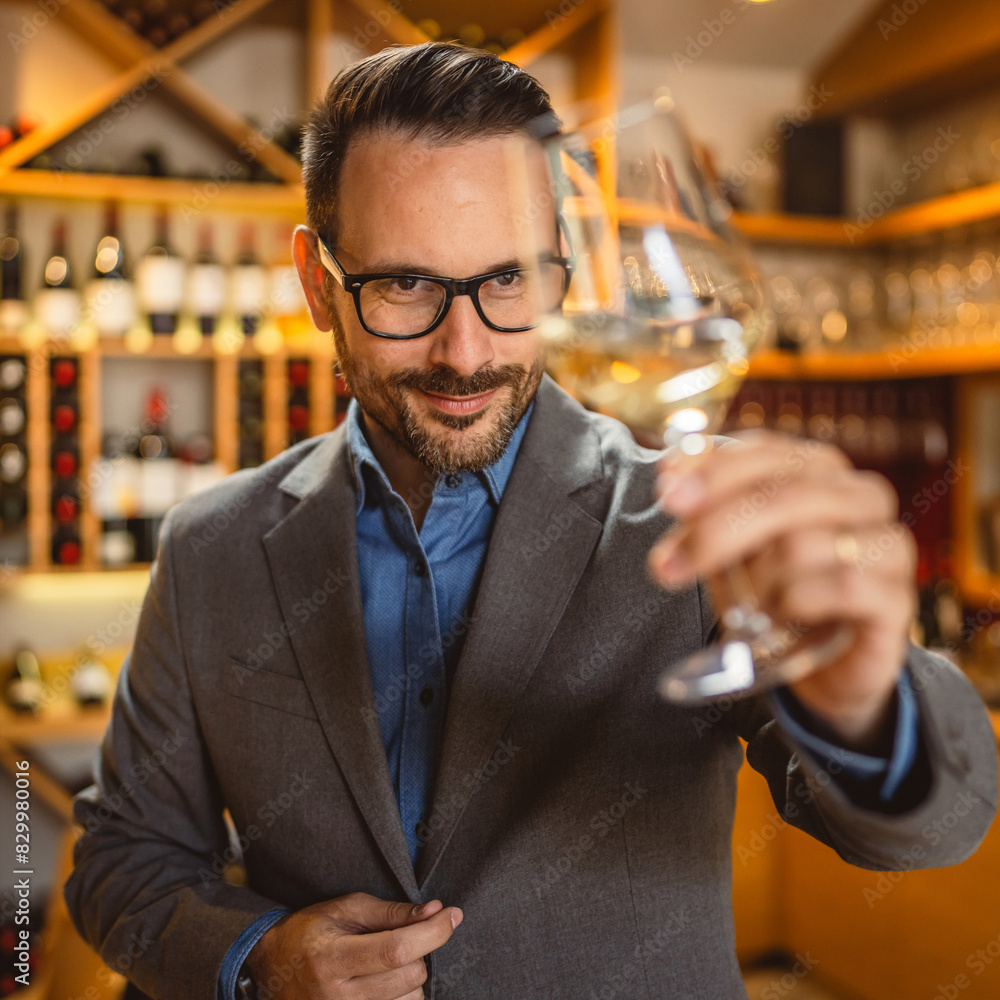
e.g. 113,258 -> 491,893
0,170 -> 304,214
0,62 -> 166,176
504,0 -> 607,69
0,736 -> 76,823
0,0 -> 300,183
307,0 -> 335,105
339,0 -> 431,46
152,70 -> 303,183
809,0 -> 1000,118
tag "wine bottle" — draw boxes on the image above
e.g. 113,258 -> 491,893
96,430 -> 137,567
186,222 -> 226,335
84,203 -> 136,338
0,353 -> 28,562
136,207 -> 186,335
71,650 -> 113,707
230,223 -> 267,336
129,385 -> 177,562
4,648 -> 44,713
238,359 -> 264,469
35,217 -> 81,340
50,356 -> 79,436
0,204 -> 28,334
50,356 -> 81,566
287,358 -> 310,446
51,521 -> 81,565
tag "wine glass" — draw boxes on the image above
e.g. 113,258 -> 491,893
513,94 -> 853,703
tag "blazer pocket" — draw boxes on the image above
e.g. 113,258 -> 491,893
221,658 -> 320,721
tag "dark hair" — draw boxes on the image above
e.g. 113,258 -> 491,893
302,42 -> 560,244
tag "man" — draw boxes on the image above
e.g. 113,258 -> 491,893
64,43 -> 997,1000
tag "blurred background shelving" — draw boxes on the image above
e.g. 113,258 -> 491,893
3,1 -> 1000,999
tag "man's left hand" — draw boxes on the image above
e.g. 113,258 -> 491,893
648,429 -> 918,753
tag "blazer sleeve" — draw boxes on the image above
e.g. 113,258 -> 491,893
63,505 -> 284,1000
698,582 -> 1000,871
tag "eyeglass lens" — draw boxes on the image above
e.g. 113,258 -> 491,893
358,262 -> 567,335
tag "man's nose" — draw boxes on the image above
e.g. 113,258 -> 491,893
426,293 -> 495,376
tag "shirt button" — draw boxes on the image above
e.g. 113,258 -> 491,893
414,560 -> 427,577
445,474 -> 462,488
420,685 -> 434,706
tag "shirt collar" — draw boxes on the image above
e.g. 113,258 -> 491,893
345,394 -> 535,513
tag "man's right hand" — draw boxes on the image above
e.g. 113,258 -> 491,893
244,892 -> 463,1000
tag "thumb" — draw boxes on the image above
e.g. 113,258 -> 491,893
330,892 -> 445,932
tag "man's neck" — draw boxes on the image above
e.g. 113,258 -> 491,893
359,410 -> 437,531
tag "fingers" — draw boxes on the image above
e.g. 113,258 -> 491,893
336,904 -> 462,977
657,429 -> 850,513
348,959 -> 428,999
329,892 -> 445,933
748,523 -> 917,612
651,466 -> 899,585
766,564 -> 917,634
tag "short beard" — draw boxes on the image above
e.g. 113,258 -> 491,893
332,322 -> 544,475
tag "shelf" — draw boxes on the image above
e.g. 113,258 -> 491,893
749,344 -> 1000,381
0,701 -> 111,744
732,213 -> 854,246
0,169 -> 304,213
733,182 -> 1000,248
809,0 -> 1000,119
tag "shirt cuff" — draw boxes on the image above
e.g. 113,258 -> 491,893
218,907 -> 291,1000
770,667 -> 921,806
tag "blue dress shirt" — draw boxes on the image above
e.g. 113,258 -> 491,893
218,401 -> 921,998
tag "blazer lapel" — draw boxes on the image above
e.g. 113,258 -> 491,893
262,430 -> 419,899
416,376 -> 608,887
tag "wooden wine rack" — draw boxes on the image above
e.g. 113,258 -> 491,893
0,0 -> 619,577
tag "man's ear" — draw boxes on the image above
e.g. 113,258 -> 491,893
292,225 -> 333,332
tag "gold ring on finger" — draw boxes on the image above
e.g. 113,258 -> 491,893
833,529 -> 860,567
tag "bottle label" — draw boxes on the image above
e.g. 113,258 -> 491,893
35,287 -> 81,337
85,279 -> 136,336
186,264 -> 226,316
139,458 -> 178,515
230,265 -> 268,316
0,298 -> 28,333
271,264 -> 307,317
136,256 -> 186,313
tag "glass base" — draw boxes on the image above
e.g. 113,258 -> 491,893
658,623 -> 855,704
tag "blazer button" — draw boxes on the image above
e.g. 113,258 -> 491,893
420,685 -> 434,706
414,560 -> 427,577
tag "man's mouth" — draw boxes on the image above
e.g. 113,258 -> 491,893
417,388 -> 497,415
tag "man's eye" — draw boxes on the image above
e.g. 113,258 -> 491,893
492,272 -> 522,289
391,277 -> 419,292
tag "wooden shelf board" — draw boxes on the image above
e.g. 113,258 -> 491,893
0,170 -> 304,212
808,0 -> 1000,119
0,703 -> 111,744
956,570 -> 1000,608
734,182 -> 1000,247
732,212 -> 855,246
749,344 -> 1000,381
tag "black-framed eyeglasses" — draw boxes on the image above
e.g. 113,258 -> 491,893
314,232 -> 574,340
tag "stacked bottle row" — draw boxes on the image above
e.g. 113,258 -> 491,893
0,354 -> 28,564
0,202 -> 313,350
98,0 -> 240,49
50,357 -> 82,565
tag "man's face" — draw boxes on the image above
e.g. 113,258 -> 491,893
313,133 -> 551,474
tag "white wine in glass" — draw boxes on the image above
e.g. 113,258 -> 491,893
522,96 -> 853,703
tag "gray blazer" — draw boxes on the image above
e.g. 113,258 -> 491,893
64,374 -> 998,1000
